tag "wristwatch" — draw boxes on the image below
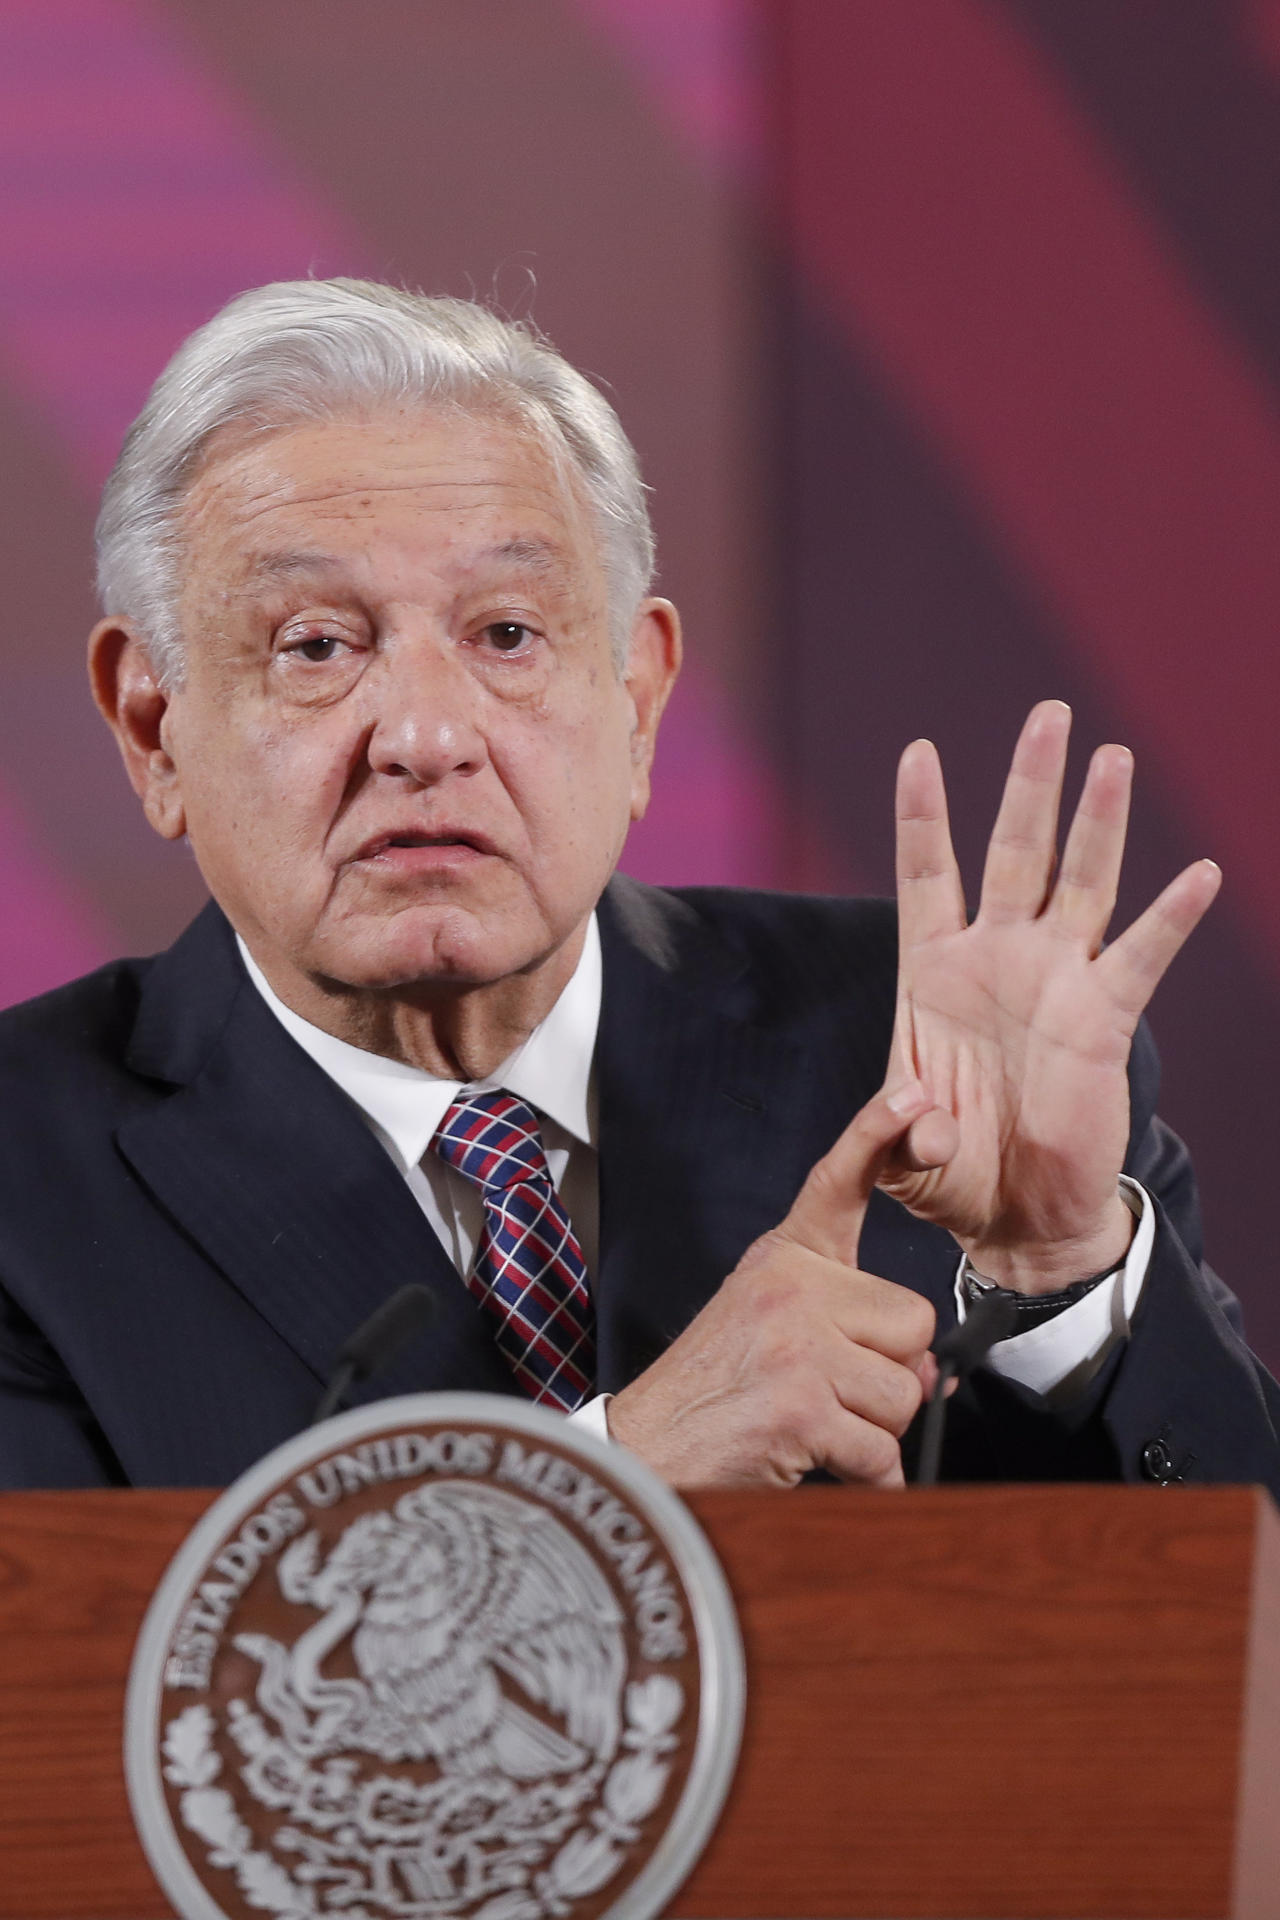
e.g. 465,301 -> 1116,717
959,1254 -> 1127,1336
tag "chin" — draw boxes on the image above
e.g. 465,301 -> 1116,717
319,905 -> 555,993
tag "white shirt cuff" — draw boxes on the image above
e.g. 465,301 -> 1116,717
952,1177 -> 1153,1405
567,1392 -> 613,1442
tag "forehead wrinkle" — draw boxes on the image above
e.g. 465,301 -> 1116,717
229,534 -> 576,588
212,469 -> 576,534
181,417 -> 595,566
179,432 -> 604,616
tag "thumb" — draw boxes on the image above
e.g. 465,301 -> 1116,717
779,1080 -> 936,1265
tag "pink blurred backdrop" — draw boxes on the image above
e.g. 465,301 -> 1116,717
2,1 -> 1278,1356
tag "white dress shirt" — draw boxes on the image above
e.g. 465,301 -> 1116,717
238,923 -> 610,1438
239,921 -> 1150,1437
240,922 -> 601,1277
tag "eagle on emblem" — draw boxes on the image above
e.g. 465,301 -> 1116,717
234,1481 -> 627,1783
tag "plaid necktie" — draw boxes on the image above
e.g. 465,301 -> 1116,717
431,1089 -> 596,1412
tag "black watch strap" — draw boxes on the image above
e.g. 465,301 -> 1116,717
959,1256 -> 1126,1336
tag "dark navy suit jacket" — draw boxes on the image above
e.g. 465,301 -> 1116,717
0,874 -> 1276,1492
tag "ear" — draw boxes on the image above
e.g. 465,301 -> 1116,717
88,618 -> 187,841
623,598 -> 682,821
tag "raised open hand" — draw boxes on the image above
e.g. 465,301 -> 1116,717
881,700 -> 1220,1294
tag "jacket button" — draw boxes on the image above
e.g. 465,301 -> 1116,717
1141,1438 -> 1178,1484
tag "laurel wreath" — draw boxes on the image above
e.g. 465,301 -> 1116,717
163,1673 -> 684,1920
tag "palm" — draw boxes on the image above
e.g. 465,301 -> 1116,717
880,703 -> 1219,1284
890,920 -> 1132,1251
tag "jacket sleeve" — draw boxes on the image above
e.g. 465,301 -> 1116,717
1097,1115 -> 1280,1496
941,1018 -> 1280,1497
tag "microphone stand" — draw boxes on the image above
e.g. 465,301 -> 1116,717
311,1283 -> 439,1426
915,1290 -> 1021,1487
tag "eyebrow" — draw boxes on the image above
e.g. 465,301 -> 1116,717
480,536 -> 571,576
238,550 -> 348,586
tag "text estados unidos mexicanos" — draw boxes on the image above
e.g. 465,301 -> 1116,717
163,1430 -> 688,1690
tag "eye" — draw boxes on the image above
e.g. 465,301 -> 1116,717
481,621 -> 535,653
288,634 -> 348,663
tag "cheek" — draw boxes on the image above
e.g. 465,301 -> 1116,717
532,709 -> 636,881
520,696 -> 632,817
180,711 -> 355,863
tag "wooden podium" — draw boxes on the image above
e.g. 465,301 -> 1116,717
1,1483 -> 1278,1919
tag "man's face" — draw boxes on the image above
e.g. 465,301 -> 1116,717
110,408 -> 675,1006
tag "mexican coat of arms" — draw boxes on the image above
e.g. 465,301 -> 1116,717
126,1394 -> 744,1920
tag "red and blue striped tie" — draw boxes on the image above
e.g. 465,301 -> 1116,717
431,1089 -> 596,1412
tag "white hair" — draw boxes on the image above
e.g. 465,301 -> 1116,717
95,278 -> 655,683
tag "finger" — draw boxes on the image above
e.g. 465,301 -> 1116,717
1047,743 -> 1133,952
896,738 -> 966,949
1095,859 -> 1222,1017
914,1353 -> 960,1400
875,1105 -> 960,1209
829,1342 -> 927,1439
899,1105 -> 960,1173
781,1080 -> 934,1264
977,699 -> 1071,924
807,1395 -> 906,1488
824,1264 -> 938,1364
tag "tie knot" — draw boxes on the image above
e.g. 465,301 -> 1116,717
433,1090 -> 552,1193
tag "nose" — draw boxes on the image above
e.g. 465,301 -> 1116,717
364,629 -> 488,787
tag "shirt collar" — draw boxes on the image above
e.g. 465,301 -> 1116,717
236,918 -> 601,1174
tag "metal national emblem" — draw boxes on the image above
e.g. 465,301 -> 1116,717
126,1395 -> 745,1920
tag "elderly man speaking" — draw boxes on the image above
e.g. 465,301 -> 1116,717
0,278 -> 1271,1491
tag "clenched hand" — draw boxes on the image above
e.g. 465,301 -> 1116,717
608,1081 -> 949,1488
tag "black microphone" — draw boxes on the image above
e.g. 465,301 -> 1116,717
915,1290 -> 1021,1488
311,1283 -> 439,1426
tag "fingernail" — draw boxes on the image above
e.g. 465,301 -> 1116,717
887,1081 -> 927,1116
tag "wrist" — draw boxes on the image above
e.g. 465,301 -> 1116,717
959,1193 -> 1136,1297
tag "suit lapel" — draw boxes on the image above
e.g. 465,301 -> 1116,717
117,907 -> 516,1402
592,879 -> 824,1390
